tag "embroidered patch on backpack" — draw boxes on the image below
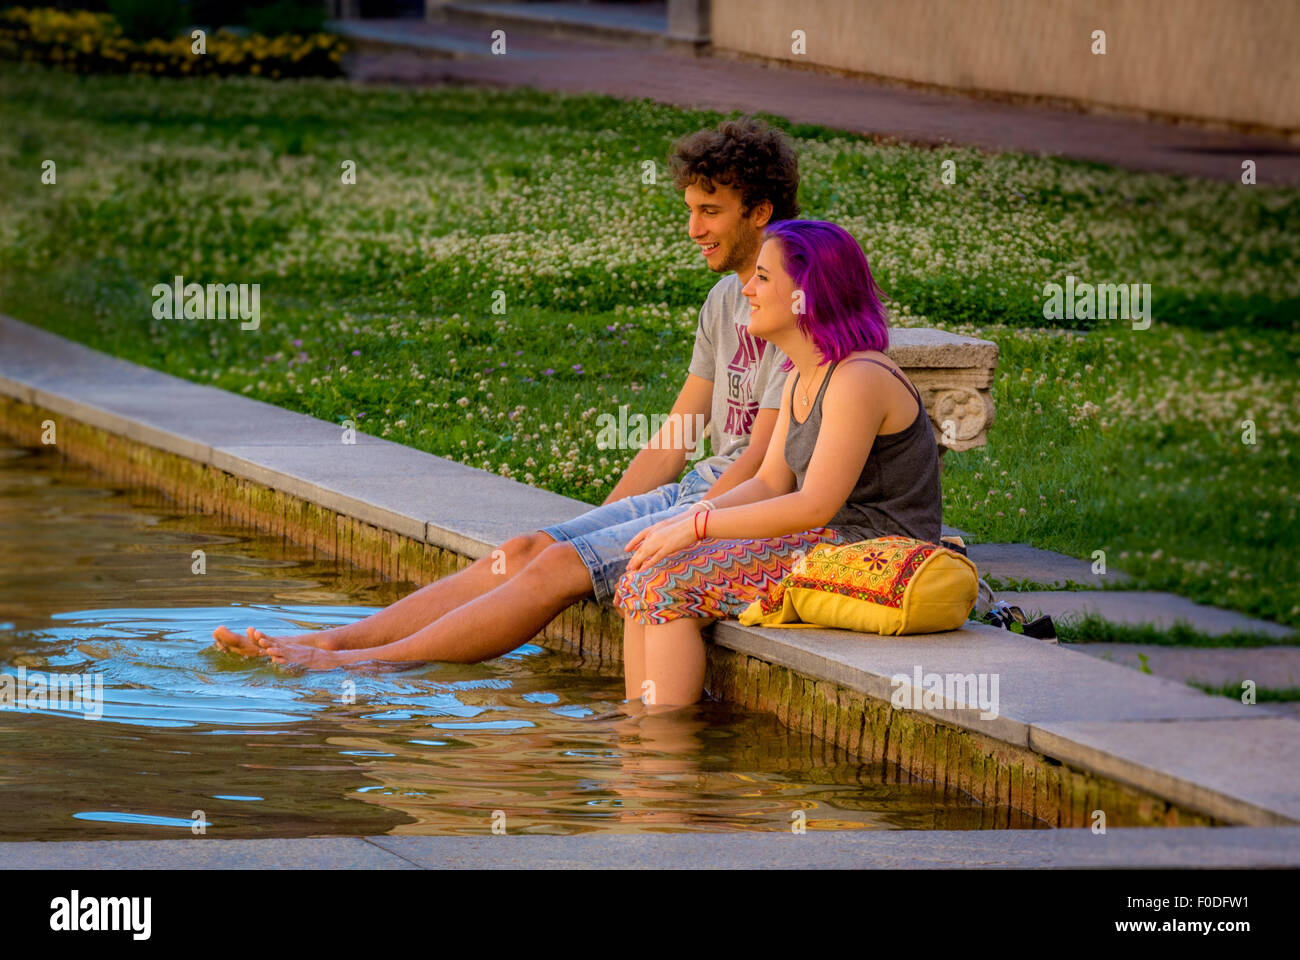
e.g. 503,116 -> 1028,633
758,537 -> 936,614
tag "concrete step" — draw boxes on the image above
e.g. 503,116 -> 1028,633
1001,590 -> 1295,640
1070,642 -> 1300,708
968,542 -> 1130,588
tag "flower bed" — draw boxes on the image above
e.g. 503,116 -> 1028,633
0,6 -> 345,78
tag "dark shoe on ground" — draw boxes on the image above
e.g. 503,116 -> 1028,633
979,601 -> 1057,640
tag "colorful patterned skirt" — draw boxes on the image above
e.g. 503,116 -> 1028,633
612,527 -> 849,625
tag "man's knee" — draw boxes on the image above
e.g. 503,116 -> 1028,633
519,541 -> 594,601
495,531 -> 556,569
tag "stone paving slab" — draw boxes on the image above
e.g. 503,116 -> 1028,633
1071,643 -> 1300,688
1030,718 -> 1300,827
0,837 -> 416,870
3,827 -> 1299,869
370,827 -> 1300,869
1003,590 -> 1295,639
968,542 -> 1130,587
713,620 -> 1256,750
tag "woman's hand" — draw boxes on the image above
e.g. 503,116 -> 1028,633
624,509 -> 699,555
625,514 -> 702,574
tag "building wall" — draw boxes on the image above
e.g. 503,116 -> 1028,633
710,0 -> 1299,132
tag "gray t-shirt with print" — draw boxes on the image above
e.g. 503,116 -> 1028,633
685,273 -> 789,483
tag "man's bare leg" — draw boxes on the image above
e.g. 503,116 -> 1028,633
258,541 -> 596,668
213,530 -> 557,656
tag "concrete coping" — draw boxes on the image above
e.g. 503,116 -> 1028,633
4,827 -> 1300,869
1,314 -> 1296,827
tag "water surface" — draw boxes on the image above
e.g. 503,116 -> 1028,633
0,444 -> 1043,838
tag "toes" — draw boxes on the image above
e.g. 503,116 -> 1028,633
213,626 -> 255,655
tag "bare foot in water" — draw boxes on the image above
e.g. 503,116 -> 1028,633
212,626 -> 267,657
256,630 -> 352,671
212,625 -> 337,658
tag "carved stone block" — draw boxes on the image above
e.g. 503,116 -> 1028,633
884,328 -> 998,454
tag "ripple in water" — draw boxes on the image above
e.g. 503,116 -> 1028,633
11,602 -> 515,728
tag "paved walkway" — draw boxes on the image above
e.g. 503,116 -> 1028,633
333,18 -> 1300,184
4,828 -> 1300,869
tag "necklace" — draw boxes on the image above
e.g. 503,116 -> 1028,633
798,363 -> 829,407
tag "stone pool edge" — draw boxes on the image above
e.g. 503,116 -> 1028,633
4,827 -> 1300,869
1,318 -> 1296,832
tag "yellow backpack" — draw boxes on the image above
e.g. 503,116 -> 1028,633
739,536 -> 978,635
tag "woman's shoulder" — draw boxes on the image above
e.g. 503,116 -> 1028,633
839,349 -> 892,366
824,351 -> 912,413
832,350 -> 900,380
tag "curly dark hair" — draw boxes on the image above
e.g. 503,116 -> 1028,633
669,117 -> 800,222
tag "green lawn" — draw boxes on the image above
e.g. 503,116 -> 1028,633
1,64 -> 1296,629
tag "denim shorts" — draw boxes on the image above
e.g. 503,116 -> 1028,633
539,464 -> 717,604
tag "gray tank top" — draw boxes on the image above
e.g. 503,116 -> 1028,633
784,356 -> 943,544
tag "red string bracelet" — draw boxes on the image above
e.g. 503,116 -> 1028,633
702,509 -> 711,539
693,510 -> 702,540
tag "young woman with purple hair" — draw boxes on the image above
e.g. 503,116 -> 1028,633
613,219 -> 942,707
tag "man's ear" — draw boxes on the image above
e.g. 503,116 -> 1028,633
749,198 -> 774,228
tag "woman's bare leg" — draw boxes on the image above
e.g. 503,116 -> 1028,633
641,618 -> 710,707
213,531 -> 556,656
622,614 -> 647,702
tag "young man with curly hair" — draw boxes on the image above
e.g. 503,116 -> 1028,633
214,117 -> 803,669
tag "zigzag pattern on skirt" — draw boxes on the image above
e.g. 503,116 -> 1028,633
613,527 -> 848,624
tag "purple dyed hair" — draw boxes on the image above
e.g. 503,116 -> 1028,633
760,220 -> 889,369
